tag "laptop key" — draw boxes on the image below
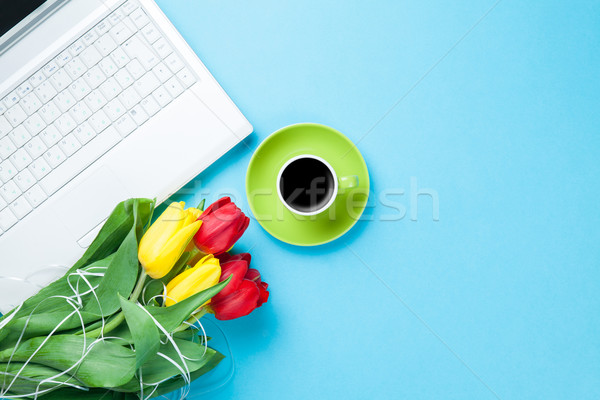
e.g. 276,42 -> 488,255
110,22 -> 134,45
43,145 -> 67,169
111,47 -> 130,68
140,95 -> 159,116
9,127 -> 31,148
80,46 -> 102,68
9,149 -> 33,171
0,160 -> 17,183
114,114 -> 136,137
9,196 -> 33,219
35,82 -> 58,104
152,86 -> 171,108
55,50 -> 72,67
99,77 -> 122,101
5,104 -> 28,127
82,29 -> 99,47
177,68 -> 197,88
104,99 -> 126,121
134,72 -> 159,97
69,39 -> 86,57
3,91 -> 20,109
141,23 -> 160,44
152,62 -> 172,83
99,57 -> 118,77
0,137 -> 17,160
29,70 -> 46,87
59,134 -> 82,157
23,114 -> 46,136
42,61 -> 59,77
95,34 -> 118,57
84,90 -> 108,113
84,66 -> 107,89
0,207 -> 18,231
153,38 -> 173,59
25,136 -> 47,159
28,158 -> 51,180
126,59 -> 145,80
39,102 -> 61,124
14,169 -> 35,192
118,87 -> 141,109
49,69 -> 73,92
54,91 -> 76,113
128,104 -> 148,126
24,185 -> 48,208
69,78 -> 92,101
0,181 -> 21,203
39,125 -> 62,147
54,113 -> 77,135
21,93 -> 42,115
165,53 -> 184,73
130,8 -> 149,29
120,1 -> 139,15
95,20 -> 111,36
65,57 -> 87,80
123,35 -> 158,70
165,76 -> 184,98
0,116 -> 11,138
73,122 -> 97,145
89,110 -> 110,133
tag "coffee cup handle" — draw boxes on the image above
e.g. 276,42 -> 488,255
338,175 -> 359,195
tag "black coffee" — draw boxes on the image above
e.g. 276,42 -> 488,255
280,157 -> 335,213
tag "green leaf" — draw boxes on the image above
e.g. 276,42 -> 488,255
151,350 -> 224,398
0,362 -> 82,396
82,227 -> 140,316
144,277 -> 230,332
36,388 -> 138,400
119,295 -> 159,369
197,198 -> 206,211
0,310 -> 102,350
114,338 -> 221,393
0,335 -> 136,388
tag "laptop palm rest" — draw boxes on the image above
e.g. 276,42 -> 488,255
53,165 -> 128,242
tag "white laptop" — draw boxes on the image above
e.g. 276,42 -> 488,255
0,0 -> 252,312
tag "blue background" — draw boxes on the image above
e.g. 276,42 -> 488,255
156,0 -> 599,399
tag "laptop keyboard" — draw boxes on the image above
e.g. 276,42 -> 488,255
0,0 -> 197,236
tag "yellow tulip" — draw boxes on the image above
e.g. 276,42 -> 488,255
164,254 -> 221,306
138,202 -> 203,279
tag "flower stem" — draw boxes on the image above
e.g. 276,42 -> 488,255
130,270 -> 148,301
83,271 -> 147,339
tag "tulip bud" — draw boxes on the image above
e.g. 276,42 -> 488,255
138,202 -> 202,279
208,253 -> 269,320
165,254 -> 221,307
193,197 -> 250,255
214,253 -> 251,299
210,280 -> 261,320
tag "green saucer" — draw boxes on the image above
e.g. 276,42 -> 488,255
246,123 -> 370,246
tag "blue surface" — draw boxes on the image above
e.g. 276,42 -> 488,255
156,1 -> 600,399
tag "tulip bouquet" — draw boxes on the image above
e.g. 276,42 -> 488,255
0,197 -> 268,399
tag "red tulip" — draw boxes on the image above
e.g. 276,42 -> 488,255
215,253 -> 251,298
210,253 -> 269,320
193,197 -> 250,255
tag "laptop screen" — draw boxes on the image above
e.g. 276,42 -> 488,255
0,0 -> 47,38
